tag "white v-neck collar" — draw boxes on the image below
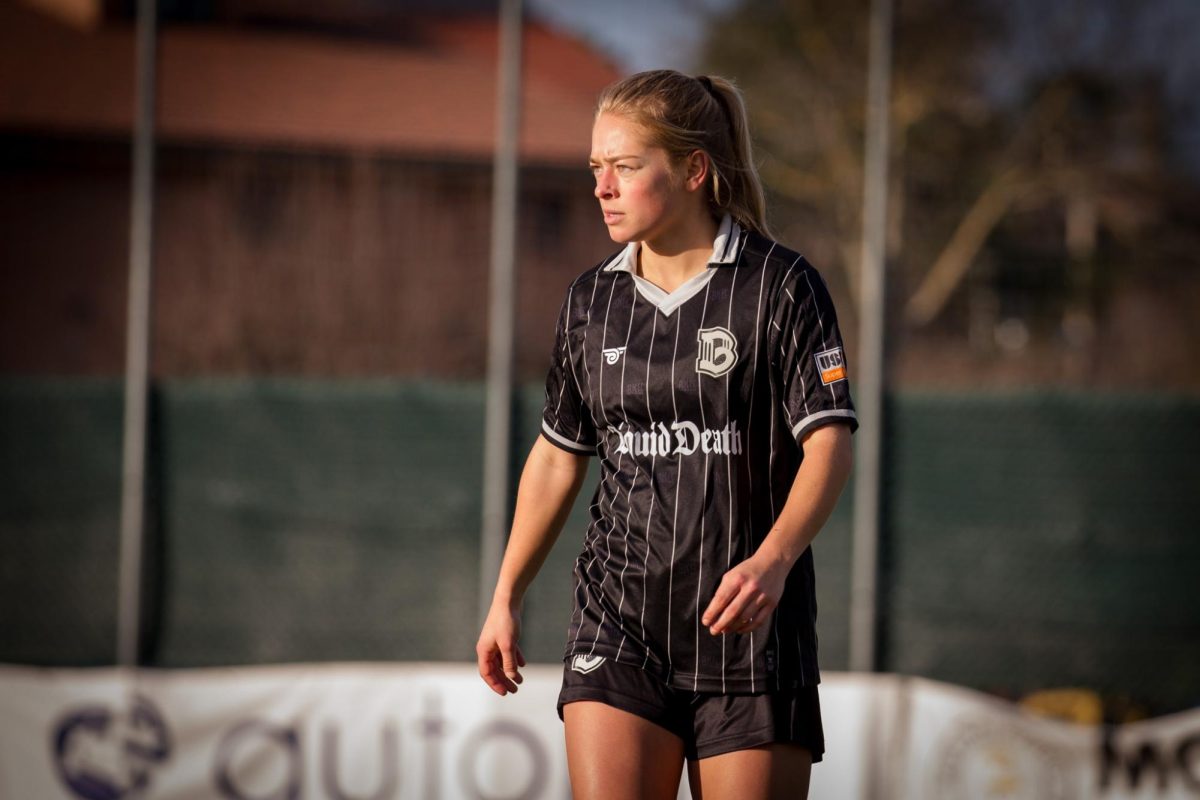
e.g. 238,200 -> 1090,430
603,215 -> 744,316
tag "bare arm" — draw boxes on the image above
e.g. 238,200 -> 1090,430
476,435 -> 590,695
701,422 -> 854,635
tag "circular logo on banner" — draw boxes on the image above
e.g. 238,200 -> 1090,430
52,694 -> 172,800
928,713 -> 1078,800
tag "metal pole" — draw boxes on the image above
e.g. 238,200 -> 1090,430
480,0 -> 523,623
117,0 -> 158,667
849,0 -> 893,674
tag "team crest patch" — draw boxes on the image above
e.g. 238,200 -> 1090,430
814,347 -> 847,385
696,327 -> 738,377
570,654 -> 606,674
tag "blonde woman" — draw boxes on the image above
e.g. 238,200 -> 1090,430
476,69 -> 856,800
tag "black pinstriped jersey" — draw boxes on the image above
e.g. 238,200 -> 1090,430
541,215 -> 857,694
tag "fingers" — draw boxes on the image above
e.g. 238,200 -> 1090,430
727,594 -> 773,634
701,578 -> 739,629
702,573 -> 748,635
476,637 -> 522,696
717,594 -> 775,635
476,643 -> 510,695
476,606 -> 525,696
704,573 -> 776,636
478,649 -> 520,695
501,643 -> 525,687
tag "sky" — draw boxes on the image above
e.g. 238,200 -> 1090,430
529,0 -> 1200,173
527,0 -> 729,73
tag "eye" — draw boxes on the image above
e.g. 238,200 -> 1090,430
615,163 -> 634,174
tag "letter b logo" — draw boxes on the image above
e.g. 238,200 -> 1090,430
696,327 -> 738,377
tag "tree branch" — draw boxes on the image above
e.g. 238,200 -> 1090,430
905,168 -> 1037,326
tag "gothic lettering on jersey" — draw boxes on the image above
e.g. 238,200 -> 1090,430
695,326 -> 738,377
608,421 -> 744,457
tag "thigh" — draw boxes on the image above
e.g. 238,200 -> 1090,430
687,743 -> 812,800
563,700 -> 686,800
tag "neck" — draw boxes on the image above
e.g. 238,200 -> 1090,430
638,212 -> 720,292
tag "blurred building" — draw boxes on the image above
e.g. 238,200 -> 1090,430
0,0 -> 620,377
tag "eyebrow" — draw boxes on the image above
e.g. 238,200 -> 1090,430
588,154 -> 642,165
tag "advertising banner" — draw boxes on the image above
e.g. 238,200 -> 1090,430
897,677 -> 1200,800
0,664 -> 1196,799
0,663 -> 568,800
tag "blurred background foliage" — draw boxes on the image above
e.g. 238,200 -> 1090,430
701,0 -> 1200,390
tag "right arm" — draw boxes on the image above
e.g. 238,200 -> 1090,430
476,434 -> 590,695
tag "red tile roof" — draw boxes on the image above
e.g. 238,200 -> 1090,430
0,4 -> 620,165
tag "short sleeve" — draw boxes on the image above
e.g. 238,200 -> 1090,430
770,260 -> 858,442
541,291 -> 599,455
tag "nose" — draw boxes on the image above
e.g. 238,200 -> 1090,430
594,167 -> 617,200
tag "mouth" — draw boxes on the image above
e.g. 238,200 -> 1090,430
602,210 -> 623,225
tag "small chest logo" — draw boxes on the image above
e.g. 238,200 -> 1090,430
570,654 -> 606,674
696,327 -> 738,377
814,347 -> 847,385
602,346 -> 626,365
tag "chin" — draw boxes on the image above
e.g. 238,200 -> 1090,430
605,225 -> 638,245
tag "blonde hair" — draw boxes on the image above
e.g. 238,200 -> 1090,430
596,69 -> 771,237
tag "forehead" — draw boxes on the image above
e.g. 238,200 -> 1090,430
590,113 -> 653,158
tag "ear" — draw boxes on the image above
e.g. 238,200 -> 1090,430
683,150 -> 709,192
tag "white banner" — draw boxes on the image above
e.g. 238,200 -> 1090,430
893,677 -> 1200,799
0,664 -> 1196,799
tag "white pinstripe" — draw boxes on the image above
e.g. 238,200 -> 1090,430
666,309 -> 682,676
601,460 -> 638,658
804,270 -> 839,406
720,253 -> 741,694
694,280 -> 713,692
639,307 -> 659,670
564,271 -> 603,646
746,242 -> 776,693
613,288 -> 641,661
569,270 -> 612,652
579,270 -> 600,409
786,269 -> 813,422
585,273 -> 626,653
551,285 -> 573,435
560,283 -> 590,447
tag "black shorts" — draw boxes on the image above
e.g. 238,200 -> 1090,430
556,655 -> 824,762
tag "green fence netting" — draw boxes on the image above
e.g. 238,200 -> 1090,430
1,381 -> 1196,713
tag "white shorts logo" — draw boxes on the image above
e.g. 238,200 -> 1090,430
570,654 -> 606,674
602,346 -> 626,365
696,327 -> 738,377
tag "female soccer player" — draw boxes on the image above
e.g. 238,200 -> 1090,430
476,69 -> 856,800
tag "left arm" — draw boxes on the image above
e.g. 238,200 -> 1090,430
701,422 -> 854,636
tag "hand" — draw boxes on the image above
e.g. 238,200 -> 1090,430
476,601 -> 527,695
701,553 -> 790,636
